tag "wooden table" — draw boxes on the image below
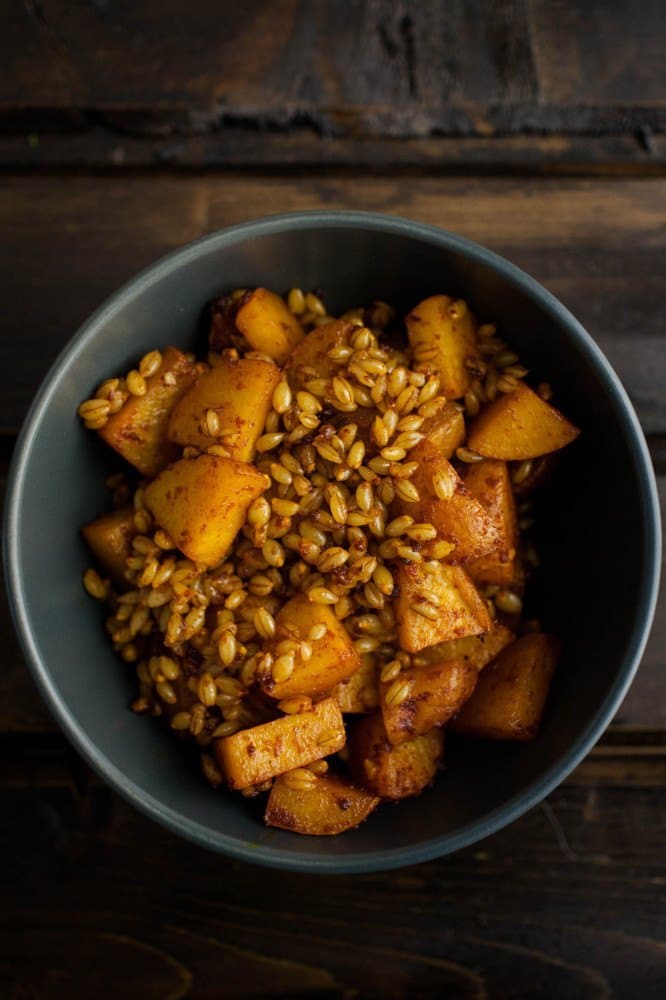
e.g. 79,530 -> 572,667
1,3 -> 664,996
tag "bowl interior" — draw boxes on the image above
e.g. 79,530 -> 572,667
7,216 -> 657,871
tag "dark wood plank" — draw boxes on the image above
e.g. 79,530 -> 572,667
2,1 -> 664,137
0,174 -> 664,434
0,764 -> 664,997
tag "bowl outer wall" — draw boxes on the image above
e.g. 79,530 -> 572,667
4,211 -> 661,874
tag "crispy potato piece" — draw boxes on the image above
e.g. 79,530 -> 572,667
349,712 -> 444,799
261,595 -> 360,700
380,659 -> 477,744
395,440 -> 501,564
412,623 -> 515,672
168,357 -> 281,459
214,697 -> 345,790
286,318 -> 356,388
451,634 -> 560,741
467,382 -> 580,459
265,772 -> 379,835
144,454 -> 268,568
235,288 -> 304,364
406,295 -> 479,398
333,654 -> 379,713
81,506 -> 135,588
420,400 -> 466,457
394,561 -> 492,653
464,459 -> 517,585
98,347 -> 197,476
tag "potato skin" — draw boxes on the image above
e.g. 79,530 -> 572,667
235,288 -> 304,364
394,561 -> 492,653
81,505 -> 135,588
168,357 -> 281,459
265,773 -> 379,835
214,697 -> 345,790
260,595 -> 361,700
464,459 -> 517,586
451,633 -> 560,740
467,383 -> 580,460
349,712 -> 444,800
380,659 -> 478,745
144,454 -> 268,568
406,294 -> 479,398
98,346 -> 197,476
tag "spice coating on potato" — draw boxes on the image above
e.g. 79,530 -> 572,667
394,561 -> 492,653
286,318 -> 356,388
380,659 -> 478,744
333,654 -> 379,714
464,459 -> 517,585
144,454 -> 268,568
235,288 -> 304,364
168,357 -> 281,459
451,633 -> 560,740
412,623 -> 515,673
265,772 -> 379,835
467,382 -> 580,460
260,594 -> 361,700
349,712 -> 444,799
214,697 -> 345,789
98,347 -> 197,477
81,506 -> 135,589
407,295 -> 479,399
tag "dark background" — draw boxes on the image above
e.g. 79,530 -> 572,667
1,2 -> 664,997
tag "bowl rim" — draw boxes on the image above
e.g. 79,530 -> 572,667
4,209 -> 661,873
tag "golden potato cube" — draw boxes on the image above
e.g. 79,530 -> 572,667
333,654 -> 379,714
235,288 -> 304,364
406,295 -> 479,398
395,440 -> 501,564
467,382 -> 580,459
214,697 -> 345,790
81,505 -> 135,588
420,400 -> 466,457
265,772 -> 379,835
413,623 -> 515,672
394,560 -> 492,654
349,712 -> 444,800
380,659 -> 478,745
168,357 -> 281,460
261,595 -> 361,700
98,346 -> 197,476
286,318 -> 356,388
463,459 -> 517,585
144,454 -> 268,568
451,634 -> 560,741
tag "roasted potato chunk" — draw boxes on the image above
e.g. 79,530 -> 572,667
464,459 -> 517,585
394,561 -> 492,653
451,633 -> 560,741
412,623 -> 515,672
214,697 -> 345,790
419,400 -> 466,457
380,659 -> 477,744
350,712 -> 444,800
144,454 -> 268,568
406,295 -> 479,398
286,319 -> 356,388
81,505 -> 135,588
395,440 -> 500,564
235,288 -> 304,364
467,383 -> 580,459
265,772 -> 379,835
168,357 -> 281,460
98,346 -> 197,476
333,654 -> 379,713
261,595 -> 360,700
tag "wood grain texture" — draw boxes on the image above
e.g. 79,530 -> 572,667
0,174 -> 664,434
3,0 -> 664,136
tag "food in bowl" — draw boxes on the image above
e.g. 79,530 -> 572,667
77,286 -> 579,836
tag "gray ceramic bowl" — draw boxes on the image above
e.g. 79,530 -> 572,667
4,212 -> 661,873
